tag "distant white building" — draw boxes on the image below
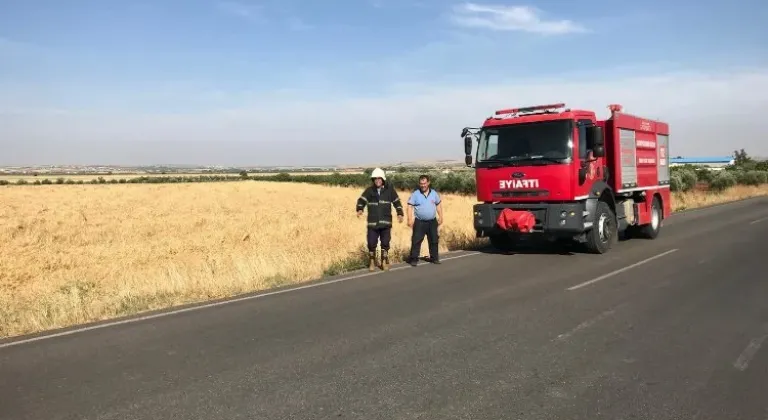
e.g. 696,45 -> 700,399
669,156 -> 734,170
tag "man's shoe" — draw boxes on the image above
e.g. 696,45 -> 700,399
381,250 -> 390,271
408,257 -> 418,267
430,257 -> 441,264
368,252 -> 377,272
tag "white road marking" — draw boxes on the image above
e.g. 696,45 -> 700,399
555,304 -> 625,341
566,249 -> 680,291
749,217 -> 767,225
0,251 -> 481,349
734,330 -> 768,371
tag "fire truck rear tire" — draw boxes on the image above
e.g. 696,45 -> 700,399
638,196 -> 662,239
584,201 -> 617,254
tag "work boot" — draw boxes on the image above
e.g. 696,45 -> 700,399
381,250 -> 390,271
368,251 -> 377,272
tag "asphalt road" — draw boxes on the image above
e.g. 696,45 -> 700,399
2,197 -> 768,420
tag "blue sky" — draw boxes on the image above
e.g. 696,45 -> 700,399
1,0 -> 767,165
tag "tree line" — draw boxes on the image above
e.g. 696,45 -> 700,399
2,149 -> 766,195
670,149 -> 768,192
0,171 -> 477,193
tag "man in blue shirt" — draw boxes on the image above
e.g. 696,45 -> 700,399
406,174 -> 443,266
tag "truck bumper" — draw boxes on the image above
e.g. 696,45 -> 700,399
473,202 -> 589,238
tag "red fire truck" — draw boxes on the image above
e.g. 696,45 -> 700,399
461,103 -> 672,254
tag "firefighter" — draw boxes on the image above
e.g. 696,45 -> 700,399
356,168 -> 404,271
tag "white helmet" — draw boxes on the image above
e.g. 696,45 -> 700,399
371,167 -> 386,181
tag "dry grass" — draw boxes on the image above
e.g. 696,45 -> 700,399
0,182 -> 479,339
2,181 -> 767,339
671,185 -> 768,212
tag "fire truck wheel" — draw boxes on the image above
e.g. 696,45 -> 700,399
489,233 -> 516,253
585,200 -> 617,254
638,196 -> 662,239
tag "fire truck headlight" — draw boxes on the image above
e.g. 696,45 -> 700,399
560,211 -> 567,218
559,219 -> 567,226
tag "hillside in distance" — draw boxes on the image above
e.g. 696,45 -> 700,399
0,158 -> 469,176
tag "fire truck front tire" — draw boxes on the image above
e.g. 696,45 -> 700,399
489,233 -> 516,253
584,201 -> 617,254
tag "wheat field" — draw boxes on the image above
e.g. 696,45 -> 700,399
0,182 -> 479,338
2,182 -> 767,339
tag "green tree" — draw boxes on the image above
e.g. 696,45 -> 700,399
710,171 -> 736,191
732,148 -> 757,170
733,148 -> 751,165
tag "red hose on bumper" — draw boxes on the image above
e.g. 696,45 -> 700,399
496,209 -> 536,233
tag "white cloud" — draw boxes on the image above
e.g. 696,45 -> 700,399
369,0 -> 428,8
2,67 -> 767,165
0,37 -> 45,59
215,2 -> 313,31
0,37 -> 20,52
450,3 -> 587,34
287,17 -> 313,31
215,1 -> 264,22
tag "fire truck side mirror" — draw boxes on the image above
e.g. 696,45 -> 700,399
465,155 -> 473,166
587,125 -> 605,157
464,135 -> 473,156
461,127 -> 469,138
593,145 -> 605,158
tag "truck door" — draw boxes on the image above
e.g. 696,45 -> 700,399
575,119 -> 598,199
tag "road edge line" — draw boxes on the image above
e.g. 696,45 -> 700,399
0,252 -> 481,349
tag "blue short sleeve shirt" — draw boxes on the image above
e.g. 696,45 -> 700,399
408,188 -> 441,221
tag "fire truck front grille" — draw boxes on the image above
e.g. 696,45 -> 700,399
492,190 -> 549,198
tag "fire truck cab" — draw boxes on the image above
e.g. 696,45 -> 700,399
462,103 -> 672,254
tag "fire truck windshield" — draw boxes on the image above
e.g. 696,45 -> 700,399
476,119 -> 573,167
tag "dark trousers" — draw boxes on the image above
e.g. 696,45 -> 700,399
367,227 -> 392,252
409,219 -> 439,261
